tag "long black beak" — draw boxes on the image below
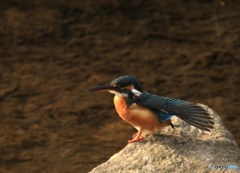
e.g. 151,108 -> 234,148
88,85 -> 119,91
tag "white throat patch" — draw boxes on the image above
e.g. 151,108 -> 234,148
109,90 -> 120,95
131,89 -> 142,96
108,90 -> 124,97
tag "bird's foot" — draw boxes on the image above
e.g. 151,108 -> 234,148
132,132 -> 139,138
128,136 -> 143,143
128,132 -> 143,143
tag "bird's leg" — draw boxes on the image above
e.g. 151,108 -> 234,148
128,131 -> 143,143
132,132 -> 139,138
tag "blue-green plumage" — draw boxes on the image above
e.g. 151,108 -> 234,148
153,110 -> 174,122
121,89 -> 213,131
122,89 -> 174,122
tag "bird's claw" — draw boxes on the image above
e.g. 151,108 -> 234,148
132,132 -> 139,138
128,136 -> 143,143
128,132 -> 143,143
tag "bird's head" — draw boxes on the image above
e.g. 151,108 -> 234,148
88,75 -> 143,97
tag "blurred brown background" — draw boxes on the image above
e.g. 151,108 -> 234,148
0,0 -> 239,172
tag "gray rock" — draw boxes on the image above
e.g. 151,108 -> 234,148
90,105 -> 240,173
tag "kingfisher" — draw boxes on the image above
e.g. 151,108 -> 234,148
89,75 -> 214,143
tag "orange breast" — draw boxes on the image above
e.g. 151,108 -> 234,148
128,103 -> 161,129
113,96 -> 163,130
113,96 -> 129,121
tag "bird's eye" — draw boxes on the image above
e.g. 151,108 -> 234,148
124,85 -> 134,90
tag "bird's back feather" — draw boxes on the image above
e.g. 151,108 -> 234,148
134,92 -> 214,131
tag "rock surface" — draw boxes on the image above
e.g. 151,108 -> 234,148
90,105 -> 240,173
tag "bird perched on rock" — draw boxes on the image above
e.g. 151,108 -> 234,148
89,75 -> 214,143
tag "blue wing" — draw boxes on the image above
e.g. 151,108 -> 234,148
152,110 -> 174,122
135,92 -> 214,131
